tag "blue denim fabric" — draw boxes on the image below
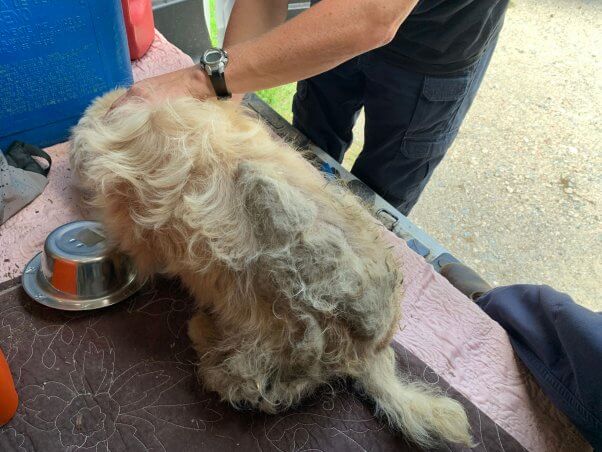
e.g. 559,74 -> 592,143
477,285 -> 602,450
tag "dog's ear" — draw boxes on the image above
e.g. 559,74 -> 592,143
237,162 -> 317,248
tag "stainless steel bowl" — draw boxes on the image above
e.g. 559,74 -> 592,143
22,221 -> 144,311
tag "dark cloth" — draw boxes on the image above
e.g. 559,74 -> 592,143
310,0 -> 508,75
477,285 -> 602,450
0,277 -> 526,452
379,0 -> 510,75
293,36 -> 497,215
4,141 -> 51,176
1,141 -> 51,225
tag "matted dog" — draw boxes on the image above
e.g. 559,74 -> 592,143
70,89 -> 472,448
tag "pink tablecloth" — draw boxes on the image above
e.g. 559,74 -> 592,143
0,31 -> 588,452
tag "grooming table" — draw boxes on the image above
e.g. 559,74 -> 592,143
0,31 -> 588,452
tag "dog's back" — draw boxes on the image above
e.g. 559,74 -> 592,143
71,89 -> 401,344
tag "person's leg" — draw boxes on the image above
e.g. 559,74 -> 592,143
476,285 -> 602,450
440,263 -> 602,449
292,58 -> 364,163
354,37 -> 499,216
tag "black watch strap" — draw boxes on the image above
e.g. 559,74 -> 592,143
209,73 -> 231,100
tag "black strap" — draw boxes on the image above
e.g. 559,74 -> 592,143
5,141 -> 52,176
210,72 -> 231,100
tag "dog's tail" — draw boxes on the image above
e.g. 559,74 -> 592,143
355,347 -> 473,448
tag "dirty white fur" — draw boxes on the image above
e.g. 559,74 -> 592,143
70,89 -> 473,448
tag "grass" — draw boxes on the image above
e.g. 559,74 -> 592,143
207,2 -> 296,121
256,84 -> 296,122
208,0 -> 219,46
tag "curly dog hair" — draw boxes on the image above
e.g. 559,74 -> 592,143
70,89 -> 472,448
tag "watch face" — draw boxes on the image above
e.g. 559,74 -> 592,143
204,50 -> 222,65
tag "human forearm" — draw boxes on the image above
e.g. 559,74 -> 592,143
223,0 -> 288,48
224,0 -> 418,94
111,0 -> 418,107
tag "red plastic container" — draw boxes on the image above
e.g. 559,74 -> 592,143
0,348 -> 18,426
121,0 -> 155,60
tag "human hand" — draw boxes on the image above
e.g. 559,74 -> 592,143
110,65 -> 214,110
231,93 -> 245,104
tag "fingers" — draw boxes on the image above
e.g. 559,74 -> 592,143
108,82 -> 148,112
109,92 -> 129,112
231,93 -> 246,104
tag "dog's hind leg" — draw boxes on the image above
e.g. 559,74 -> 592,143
188,310 -> 219,356
189,316 -> 321,414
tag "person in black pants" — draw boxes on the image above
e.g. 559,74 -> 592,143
293,1 -> 508,215
118,1 -> 508,217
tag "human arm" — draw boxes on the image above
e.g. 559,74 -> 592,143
112,0 -> 417,105
221,0 -> 289,101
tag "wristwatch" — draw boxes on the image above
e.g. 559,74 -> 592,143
200,48 -> 231,100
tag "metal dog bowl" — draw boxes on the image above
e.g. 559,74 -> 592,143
22,221 -> 144,311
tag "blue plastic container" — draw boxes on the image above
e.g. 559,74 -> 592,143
0,1 -> 134,151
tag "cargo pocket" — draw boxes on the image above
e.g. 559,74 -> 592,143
400,74 -> 472,159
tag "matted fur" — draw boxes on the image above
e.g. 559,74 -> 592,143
70,89 -> 473,448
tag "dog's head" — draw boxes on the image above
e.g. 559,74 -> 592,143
71,89 -> 238,271
69,89 -> 318,275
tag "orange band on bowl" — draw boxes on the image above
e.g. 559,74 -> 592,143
51,260 -> 78,295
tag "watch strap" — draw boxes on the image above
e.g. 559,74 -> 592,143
209,72 -> 231,100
